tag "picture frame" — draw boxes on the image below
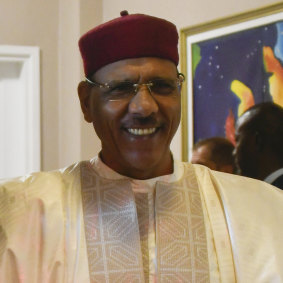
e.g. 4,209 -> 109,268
180,3 -> 283,161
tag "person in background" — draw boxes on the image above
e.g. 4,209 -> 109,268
234,102 -> 283,189
191,137 -> 235,173
1,11 -> 283,282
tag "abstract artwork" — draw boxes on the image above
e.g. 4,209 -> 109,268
180,3 -> 283,161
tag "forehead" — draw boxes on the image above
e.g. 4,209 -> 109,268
93,57 -> 177,81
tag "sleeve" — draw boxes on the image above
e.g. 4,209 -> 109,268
209,170 -> 283,283
0,173 -> 66,283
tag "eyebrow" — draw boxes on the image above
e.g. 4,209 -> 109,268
102,78 -> 139,85
147,76 -> 175,81
97,74 -> 178,87
110,76 -> 175,82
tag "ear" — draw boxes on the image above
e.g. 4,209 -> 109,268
78,81 -> 93,123
177,72 -> 185,93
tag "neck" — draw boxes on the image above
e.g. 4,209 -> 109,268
99,151 -> 174,180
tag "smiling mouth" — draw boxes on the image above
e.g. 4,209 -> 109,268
127,127 -> 157,136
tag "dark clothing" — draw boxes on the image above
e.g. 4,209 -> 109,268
272,174 -> 283,190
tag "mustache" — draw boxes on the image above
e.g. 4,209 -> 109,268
124,115 -> 158,127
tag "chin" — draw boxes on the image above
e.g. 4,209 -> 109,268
123,151 -> 169,175
127,154 -> 158,169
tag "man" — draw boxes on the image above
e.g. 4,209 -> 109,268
191,137 -> 235,173
234,102 -> 283,189
1,12 -> 283,283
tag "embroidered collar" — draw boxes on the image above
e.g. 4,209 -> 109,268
89,155 -> 184,186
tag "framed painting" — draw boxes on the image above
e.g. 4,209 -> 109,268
180,3 -> 283,161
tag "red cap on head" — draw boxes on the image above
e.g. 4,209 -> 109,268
78,11 -> 179,77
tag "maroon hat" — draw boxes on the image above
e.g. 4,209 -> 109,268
79,11 -> 179,77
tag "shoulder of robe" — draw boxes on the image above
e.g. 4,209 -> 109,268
0,161 -> 82,197
191,163 -> 283,214
210,168 -> 283,196
190,163 -> 282,194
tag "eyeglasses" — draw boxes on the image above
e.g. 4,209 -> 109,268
85,73 -> 185,100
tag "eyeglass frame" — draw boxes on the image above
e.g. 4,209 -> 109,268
85,73 -> 185,95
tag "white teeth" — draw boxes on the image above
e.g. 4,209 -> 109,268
128,128 -> 157,135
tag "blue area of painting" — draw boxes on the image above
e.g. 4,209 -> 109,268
275,22 -> 283,61
193,22 -> 280,143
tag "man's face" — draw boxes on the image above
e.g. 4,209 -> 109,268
234,112 -> 258,177
79,57 -> 181,179
191,145 -> 217,170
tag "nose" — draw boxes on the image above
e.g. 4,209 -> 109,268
128,85 -> 158,116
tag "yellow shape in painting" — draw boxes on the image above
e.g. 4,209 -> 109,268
263,46 -> 283,107
231,80 -> 255,117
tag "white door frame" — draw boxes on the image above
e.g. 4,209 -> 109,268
0,45 -> 40,178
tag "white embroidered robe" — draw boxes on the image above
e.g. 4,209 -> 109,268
0,157 -> 283,282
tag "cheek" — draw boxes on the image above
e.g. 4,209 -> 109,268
160,101 -> 181,143
91,98 -> 128,121
91,100 -> 129,139
103,100 -> 129,116
161,98 -> 181,126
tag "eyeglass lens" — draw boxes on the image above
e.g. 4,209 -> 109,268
104,79 -> 180,98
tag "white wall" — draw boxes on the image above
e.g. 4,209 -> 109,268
0,0 -> 59,171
